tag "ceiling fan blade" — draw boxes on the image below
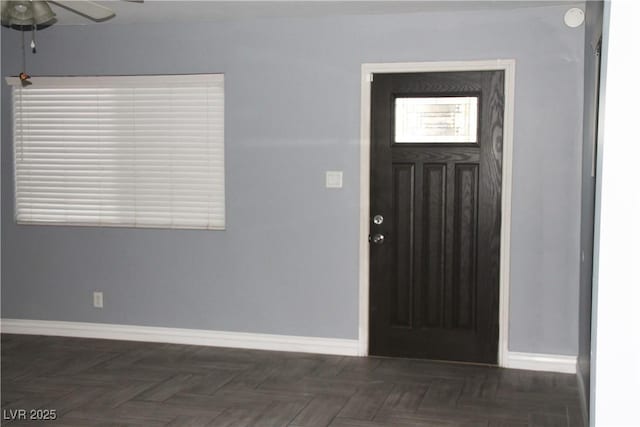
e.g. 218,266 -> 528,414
49,0 -> 115,22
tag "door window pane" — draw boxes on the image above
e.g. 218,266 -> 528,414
395,97 -> 478,143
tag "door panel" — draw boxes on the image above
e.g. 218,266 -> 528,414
421,163 -> 446,329
391,163 -> 414,328
369,71 -> 504,364
452,163 -> 478,330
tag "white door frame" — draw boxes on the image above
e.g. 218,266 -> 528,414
358,60 -> 516,367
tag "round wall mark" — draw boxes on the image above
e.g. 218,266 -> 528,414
564,8 -> 585,28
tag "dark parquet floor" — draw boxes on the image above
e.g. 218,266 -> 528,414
1,334 -> 583,426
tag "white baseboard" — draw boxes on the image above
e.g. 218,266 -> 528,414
0,319 -> 577,373
504,351 -> 577,374
0,319 -> 360,357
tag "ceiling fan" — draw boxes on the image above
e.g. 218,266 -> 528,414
1,0 -> 141,85
0,0 -> 142,28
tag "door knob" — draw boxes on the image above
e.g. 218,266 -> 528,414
370,233 -> 385,244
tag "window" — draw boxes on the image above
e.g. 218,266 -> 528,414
395,96 -> 478,143
8,74 -> 225,230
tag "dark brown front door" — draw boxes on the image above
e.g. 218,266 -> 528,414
369,71 -> 504,364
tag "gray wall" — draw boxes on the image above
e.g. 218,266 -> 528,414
578,0 -> 604,420
1,4 -> 585,354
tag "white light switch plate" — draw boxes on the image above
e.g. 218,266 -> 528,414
326,171 -> 343,189
93,291 -> 103,308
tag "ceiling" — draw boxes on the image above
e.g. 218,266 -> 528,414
47,1 -> 581,26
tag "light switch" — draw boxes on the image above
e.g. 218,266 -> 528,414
325,171 -> 343,189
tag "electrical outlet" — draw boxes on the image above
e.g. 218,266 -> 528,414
93,291 -> 103,308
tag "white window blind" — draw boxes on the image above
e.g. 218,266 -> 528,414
8,74 -> 225,230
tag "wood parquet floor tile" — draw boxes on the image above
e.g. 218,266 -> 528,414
1,334 -> 583,427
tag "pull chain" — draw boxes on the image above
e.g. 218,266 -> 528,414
31,25 -> 37,53
19,29 -> 32,85
21,30 -> 26,70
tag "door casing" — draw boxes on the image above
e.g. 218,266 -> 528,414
358,60 -> 516,367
